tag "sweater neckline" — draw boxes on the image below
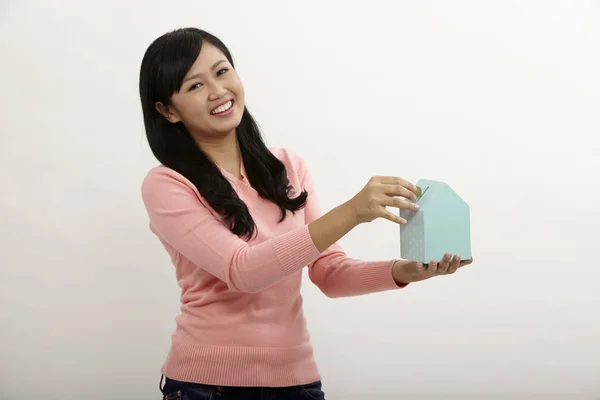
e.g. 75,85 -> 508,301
217,160 -> 250,187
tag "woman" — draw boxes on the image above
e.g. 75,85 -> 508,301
139,27 -> 472,400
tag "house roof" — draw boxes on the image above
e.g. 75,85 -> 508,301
414,179 -> 468,210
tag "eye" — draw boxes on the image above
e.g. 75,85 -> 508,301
188,82 -> 203,91
217,68 -> 229,76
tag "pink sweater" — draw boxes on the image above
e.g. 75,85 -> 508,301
141,147 -> 405,387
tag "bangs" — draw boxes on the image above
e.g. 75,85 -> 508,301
154,29 -> 204,101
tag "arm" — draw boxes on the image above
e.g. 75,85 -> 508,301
298,158 -> 408,298
141,166 -> 360,293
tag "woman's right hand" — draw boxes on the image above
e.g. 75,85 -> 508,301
346,176 -> 420,225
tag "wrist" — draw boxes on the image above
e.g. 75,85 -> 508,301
340,200 -> 362,227
392,260 -> 410,287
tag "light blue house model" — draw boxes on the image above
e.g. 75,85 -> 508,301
399,179 -> 471,264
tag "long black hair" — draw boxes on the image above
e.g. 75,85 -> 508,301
139,28 -> 307,240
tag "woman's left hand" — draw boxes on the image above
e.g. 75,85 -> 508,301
392,253 -> 473,285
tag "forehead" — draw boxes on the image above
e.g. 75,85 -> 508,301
187,41 -> 228,73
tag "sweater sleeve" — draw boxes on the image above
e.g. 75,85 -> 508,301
141,167 -> 322,293
295,155 -> 408,298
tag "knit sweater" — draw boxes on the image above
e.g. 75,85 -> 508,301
141,147 -> 406,387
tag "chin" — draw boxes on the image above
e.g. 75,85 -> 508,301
212,119 -> 242,137
222,109 -> 244,130
222,115 -> 243,132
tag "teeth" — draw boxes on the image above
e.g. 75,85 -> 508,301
211,100 -> 232,115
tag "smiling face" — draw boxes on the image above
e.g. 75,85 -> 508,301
155,41 -> 245,140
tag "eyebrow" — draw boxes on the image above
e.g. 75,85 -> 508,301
182,60 -> 228,83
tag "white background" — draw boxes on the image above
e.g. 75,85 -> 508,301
1,1 -> 599,399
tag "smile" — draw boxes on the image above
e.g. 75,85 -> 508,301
211,100 -> 234,115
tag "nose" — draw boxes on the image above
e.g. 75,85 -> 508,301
208,83 -> 227,101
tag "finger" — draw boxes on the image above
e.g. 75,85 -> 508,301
447,254 -> 460,274
382,195 -> 420,211
459,258 -> 473,267
437,253 -> 451,273
381,184 -> 418,201
380,209 -> 407,225
376,176 -> 418,193
428,260 -> 438,274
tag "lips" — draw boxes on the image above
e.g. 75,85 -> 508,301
210,99 -> 234,115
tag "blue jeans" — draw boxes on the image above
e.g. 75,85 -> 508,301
160,375 -> 326,400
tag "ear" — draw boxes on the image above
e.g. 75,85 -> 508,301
155,101 -> 181,123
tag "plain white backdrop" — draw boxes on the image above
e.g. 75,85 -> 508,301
1,1 -> 599,399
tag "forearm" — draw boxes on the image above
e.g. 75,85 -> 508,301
308,201 -> 360,252
297,152 -> 405,296
308,250 -> 404,298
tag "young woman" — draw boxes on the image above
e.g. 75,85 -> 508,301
139,27 -> 472,400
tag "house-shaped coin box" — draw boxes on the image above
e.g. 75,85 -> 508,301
399,179 -> 471,264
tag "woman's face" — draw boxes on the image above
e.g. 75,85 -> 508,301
156,41 -> 245,139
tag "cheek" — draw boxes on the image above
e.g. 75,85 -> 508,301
180,98 -> 209,120
230,76 -> 245,100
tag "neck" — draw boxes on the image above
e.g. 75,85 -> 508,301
194,130 -> 242,177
